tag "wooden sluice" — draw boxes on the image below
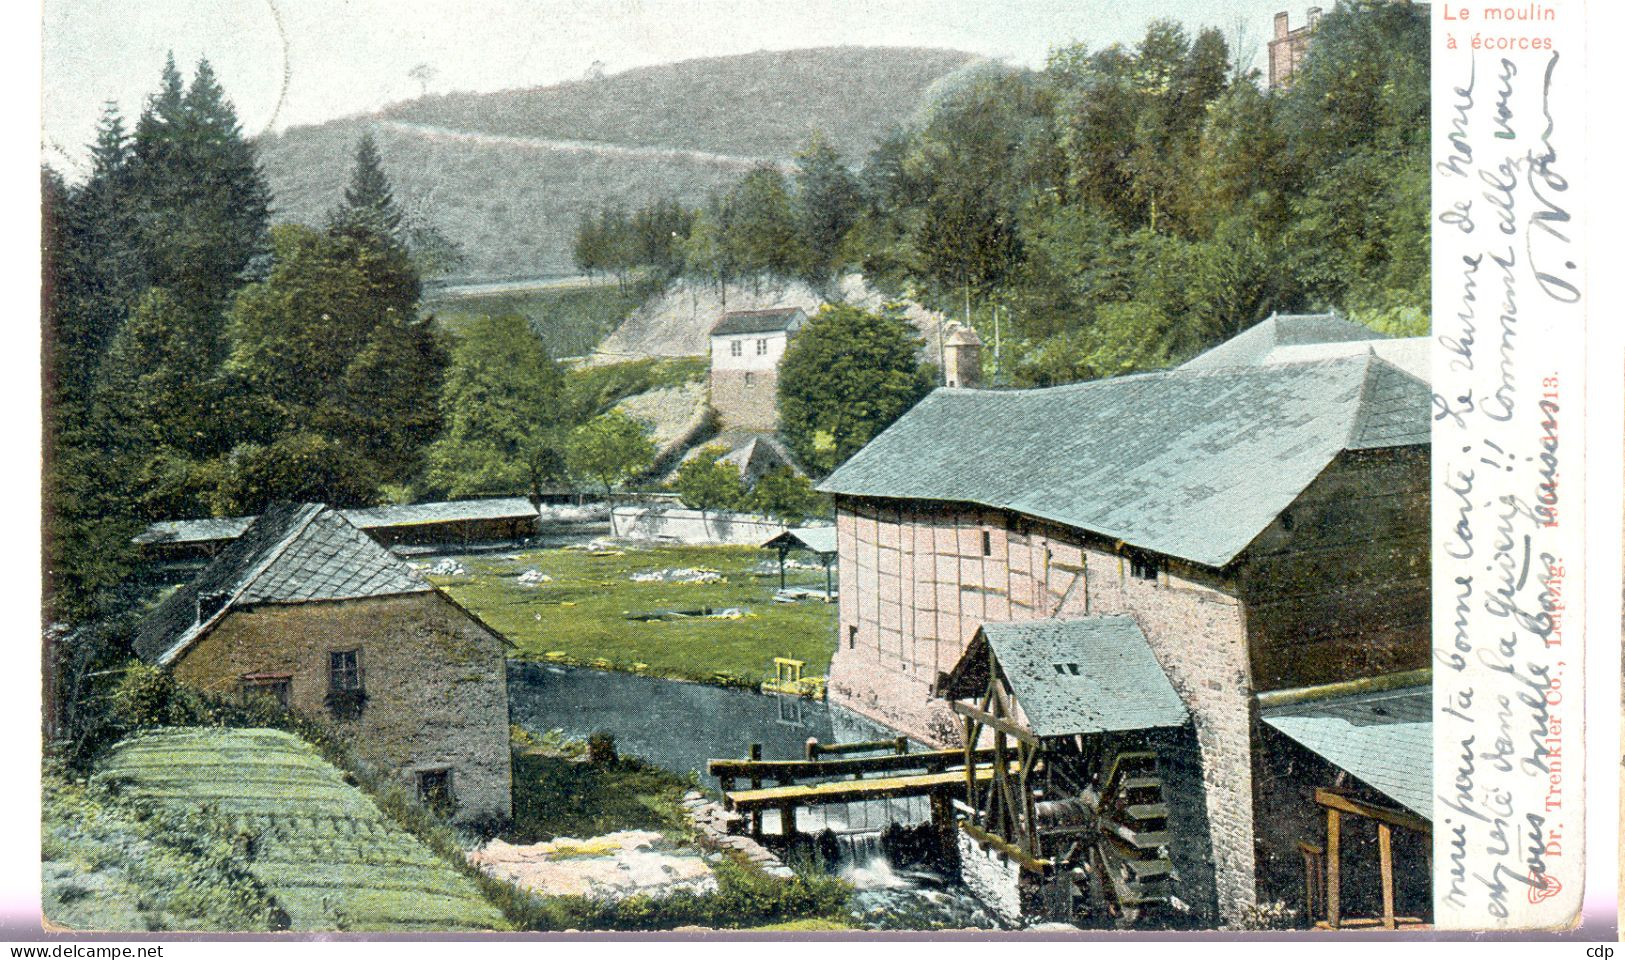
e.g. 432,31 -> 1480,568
707,741 -> 1007,842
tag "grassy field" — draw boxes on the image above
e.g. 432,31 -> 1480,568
93,728 -> 506,932
426,279 -> 653,359
428,543 -> 837,687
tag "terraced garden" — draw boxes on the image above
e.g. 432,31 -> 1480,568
94,728 -> 506,932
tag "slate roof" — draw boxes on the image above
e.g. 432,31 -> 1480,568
761,526 -> 838,556
1180,313 -> 1389,371
134,497 -> 540,547
717,437 -> 796,480
1266,338 -> 1430,382
818,354 -> 1427,569
711,307 -> 806,336
340,497 -> 537,529
132,515 -> 254,546
133,503 -> 432,666
956,617 -> 1188,737
1262,684 -> 1431,819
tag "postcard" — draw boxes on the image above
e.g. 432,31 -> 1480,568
23,0 -> 1608,943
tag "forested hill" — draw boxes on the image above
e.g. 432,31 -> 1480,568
257,47 -> 989,281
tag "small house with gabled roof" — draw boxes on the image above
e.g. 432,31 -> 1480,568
816,350 -> 1431,926
133,503 -> 513,825
709,306 -> 808,431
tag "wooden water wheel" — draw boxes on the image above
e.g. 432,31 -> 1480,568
1037,748 -> 1175,924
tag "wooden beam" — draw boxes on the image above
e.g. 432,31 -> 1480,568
1378,823 -> 1395,931
726,763 -> 1019,811
708,747 -> 996,780
950,701 -> 1041,747
1314,789 -> 1432,836
1256,669 -> 1432,709
959,820 -> 1051,873
1326,808 -> 1341,930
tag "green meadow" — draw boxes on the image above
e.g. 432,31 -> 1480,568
428,544 -> 837,687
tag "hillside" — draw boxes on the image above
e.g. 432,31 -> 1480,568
594,274 -> 950,364
84,728 -> 506,932
257,47 -> 989,280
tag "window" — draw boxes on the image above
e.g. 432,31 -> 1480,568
1051,663 -> 1081,676
848,625 -> 858,649
1129,555 -> 1159,581
417,768 -> 455,816
329,650 -> 363,693
326,650 -> 366,720
756,338 -> 768,355
745,371 -> 755,386
981,531 -> 992,556
241,674 -> 291,710
730,339 -> 743,357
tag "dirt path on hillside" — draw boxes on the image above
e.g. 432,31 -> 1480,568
384,120 -> 792,172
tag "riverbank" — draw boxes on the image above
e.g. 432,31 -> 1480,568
428,542 -> 836,689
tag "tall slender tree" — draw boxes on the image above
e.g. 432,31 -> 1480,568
329,132 -> 405,245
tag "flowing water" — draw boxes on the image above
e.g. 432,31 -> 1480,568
506,661 -> 1000,929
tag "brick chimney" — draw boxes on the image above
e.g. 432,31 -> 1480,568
1274,11 -> 1290,39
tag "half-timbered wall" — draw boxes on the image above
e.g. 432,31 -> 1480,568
830,499 -> 1095,748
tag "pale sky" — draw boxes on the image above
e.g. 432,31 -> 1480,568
43,0 -> 1300,175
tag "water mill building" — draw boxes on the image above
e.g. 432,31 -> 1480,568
815,319 -> 1433,928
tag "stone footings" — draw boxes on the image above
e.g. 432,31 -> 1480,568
681,790 -> 796,880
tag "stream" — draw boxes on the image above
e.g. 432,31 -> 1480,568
506,661 -> 1000,929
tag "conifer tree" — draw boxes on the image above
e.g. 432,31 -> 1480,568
329,132 -> 405,245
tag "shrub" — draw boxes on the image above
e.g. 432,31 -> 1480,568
586,731 -> 618,765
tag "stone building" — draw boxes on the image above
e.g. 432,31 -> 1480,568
133,503 -> 514,825
708,307 -> 807,431
1269,7 -> 1321,89
816,348 -> 1431,926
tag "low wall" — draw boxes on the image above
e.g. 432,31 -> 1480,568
610,505 -> 814,546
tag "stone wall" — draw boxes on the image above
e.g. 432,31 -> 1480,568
709,367 -> 781,432
609,505 -> 799,545
172,592 -> 513,824
956,830 -> 1024,926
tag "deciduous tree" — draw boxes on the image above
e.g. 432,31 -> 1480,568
777,304 -> 934,475
564,410 -> 656,497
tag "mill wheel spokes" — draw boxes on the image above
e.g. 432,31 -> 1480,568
1040,748 -> 1174,924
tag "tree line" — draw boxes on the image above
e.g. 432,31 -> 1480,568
45,59 -> 658,626
573,1 -> 1429,384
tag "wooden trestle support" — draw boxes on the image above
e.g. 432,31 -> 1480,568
951,678 -> 1176,925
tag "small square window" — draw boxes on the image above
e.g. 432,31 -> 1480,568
1129,555 -> 1159,581
757,338 -> 768,355
745,371 -> 755,386
417,768 -> 455,816
848,625 -> 858,649
730,340 -> 742,357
